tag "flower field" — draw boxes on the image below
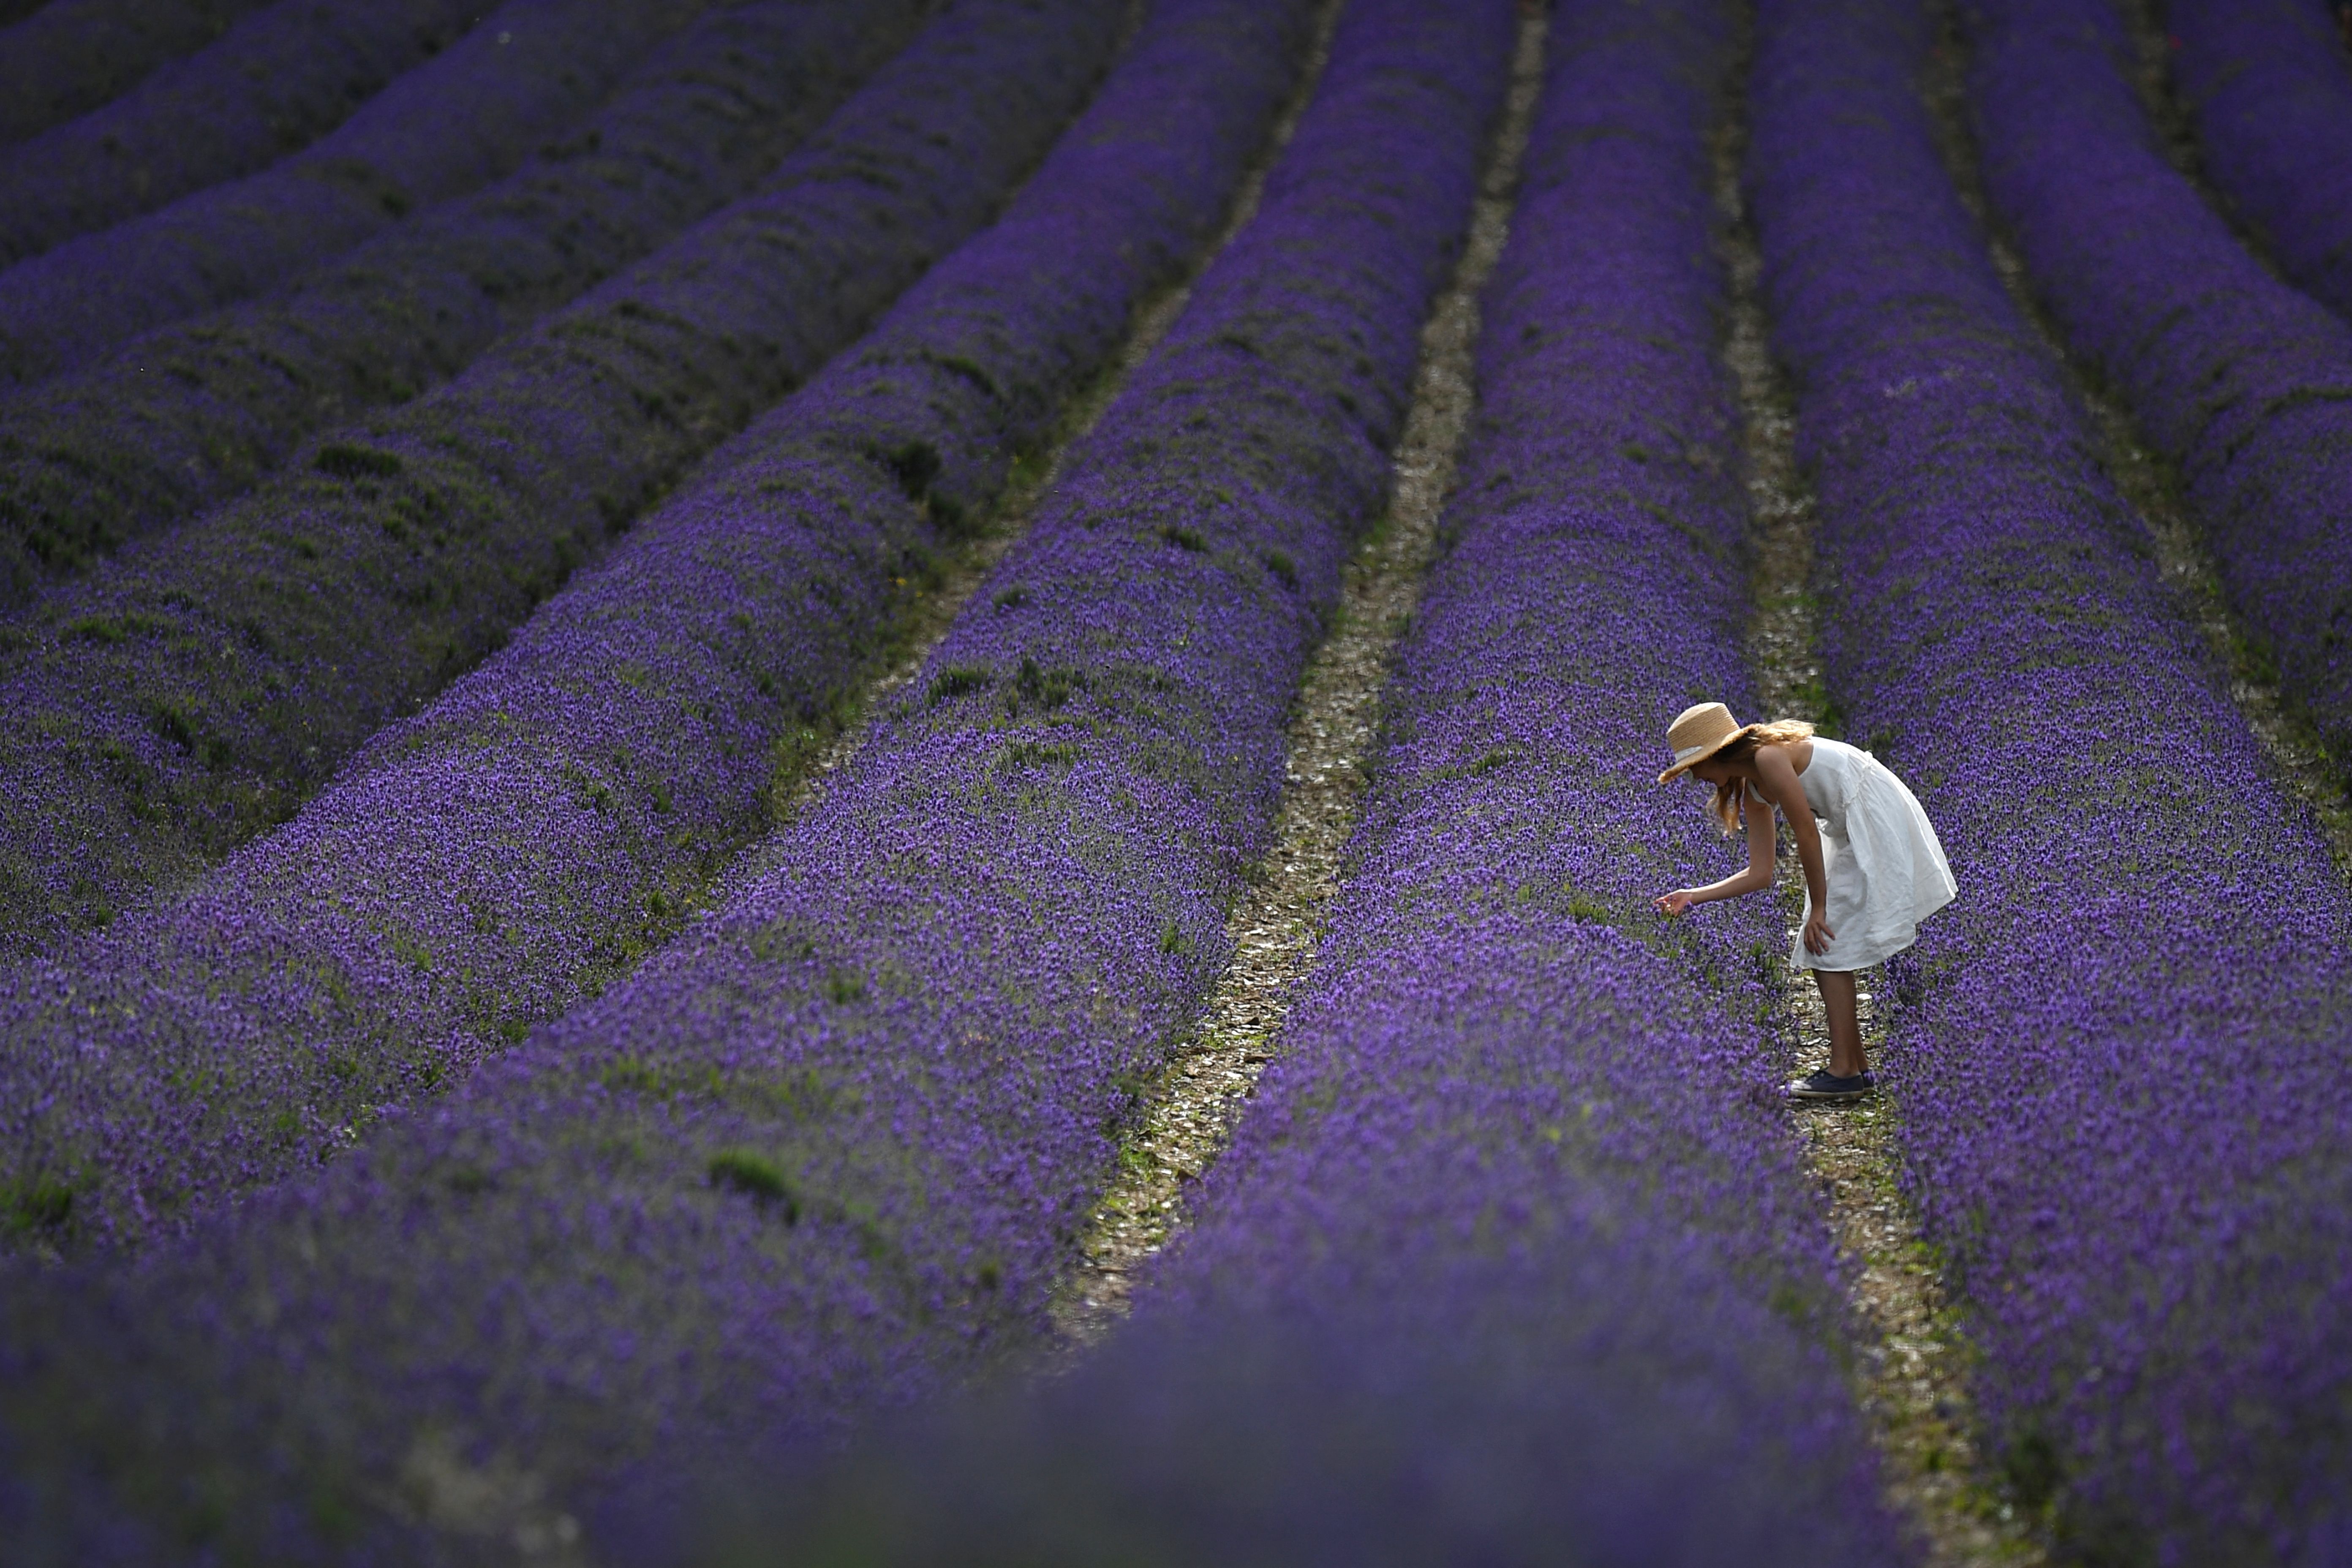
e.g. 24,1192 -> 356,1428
0,0 -> 922,596
1759,0 -> 2352,1556
0,0 -> 708,387
6,0 -> 2352,1560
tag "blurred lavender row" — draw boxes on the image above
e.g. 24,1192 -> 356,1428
739,3 -> 1912,1563
0,0 -> 1314,1255
1964,0 -> 2352,773
0,0 -> 273,148
0,0 -> 917,598
1755,0 -> 2352,1557
0,0 -> 708,388
0,0 -> 1121,965
0,0 -> 487,267
2167,0 -> 2352,322
0,0 -> 1505,1557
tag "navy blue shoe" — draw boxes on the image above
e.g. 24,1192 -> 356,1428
1788,1069 -> 1875,1101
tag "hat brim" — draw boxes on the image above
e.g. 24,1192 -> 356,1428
1655,725 -> 1750,784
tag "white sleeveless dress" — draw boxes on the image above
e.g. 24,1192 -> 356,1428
1780,737 -> 1956,972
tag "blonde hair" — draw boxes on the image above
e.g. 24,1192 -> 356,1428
1704,719 -> 1816,833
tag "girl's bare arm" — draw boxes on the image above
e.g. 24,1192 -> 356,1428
1656,792 -> 1778,914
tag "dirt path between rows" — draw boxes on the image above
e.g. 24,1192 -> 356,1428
1047,6 -> 1550,1351
1717,19 -> 2051,1563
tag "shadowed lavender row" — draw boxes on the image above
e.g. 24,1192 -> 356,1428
0,0 -> 487,267
0,0 -> 708,388
2167,0 -> 2352,322
0,0 -> 1508,1556
734,4 -> 1909,1562
0,0 -> 273,148
0,0 -> 1315,1255
0,0 -> 917,602
0,0 -> 1121,966
1963,0 -> 2352,772
1755,0 -> 2352,1557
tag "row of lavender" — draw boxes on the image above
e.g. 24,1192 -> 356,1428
0,0 -> 1312,1253
0,0 -> 273,147
739,2 -> 1908,1561
0,0 -> 707,387
1955,0 -> 2352,775
2164,0 -> 2352,321
0,0 -> 1121,966
0,0 -> 916,597
0,0 -> 489,267
0,1 -> 1503,1557
1753,0 -> 2352,1557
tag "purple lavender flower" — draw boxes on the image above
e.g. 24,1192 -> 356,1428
0,0 -> 1125,966
0,0 -> 922,600
0,1 -> 1509,1557
1756,0 -> 2352,1556
0,0 -> 275,148
0,0 -> 709,387
0,0 -> 488,266
0,0 -> 1316,1256
728,5 -> 1908,1562
1964,0 -> 2352,775
2167,0 -> 2352,321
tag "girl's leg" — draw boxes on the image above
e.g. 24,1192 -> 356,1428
1813,968 -> 1867,1078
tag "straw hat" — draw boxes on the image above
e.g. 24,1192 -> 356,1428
1656,701 -> 1748,783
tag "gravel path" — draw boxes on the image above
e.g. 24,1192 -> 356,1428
1047,4 -> 1549,1352
1718,26 -> 2050,1565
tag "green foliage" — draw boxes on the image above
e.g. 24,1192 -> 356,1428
311,443 -> 405,481
707,1150 -> 799,1223
874,439 -> 942,500
2,1175 -> 74,1239
1014,656 -> 1084,710
928,664 -> 994,704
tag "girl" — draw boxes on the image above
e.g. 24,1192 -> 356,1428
1651,702 -> 1956,1100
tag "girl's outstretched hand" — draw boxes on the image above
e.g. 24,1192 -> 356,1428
1802,908 -> 1836,955
1655,890 -> 1696,916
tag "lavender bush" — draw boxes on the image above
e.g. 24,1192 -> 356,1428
730,5 -> 1910,1563
0,0 -> 1120,965
1756,0 -> 2352,1556
0,0 -> 273,148
0,0 -> 487,267
1963,0 -> 2352,774
0,0 -> 1315,1255
0,0 -> 707,386
0,1 -> 1511,1557
0,0 -> 917,600
2167,0 -> 2352,321
0,0 -> 908,602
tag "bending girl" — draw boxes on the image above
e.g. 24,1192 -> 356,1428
1652,702 -> 1956,1101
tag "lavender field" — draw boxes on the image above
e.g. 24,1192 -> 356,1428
5,0 -> 2352,1561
